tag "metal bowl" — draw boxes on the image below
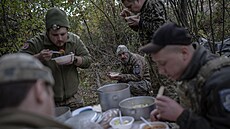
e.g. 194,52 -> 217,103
119,96 -> 155,120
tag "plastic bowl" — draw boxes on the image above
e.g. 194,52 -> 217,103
109,116 -> 134,129
139,121 -> 169,129
52,53 -> 74,65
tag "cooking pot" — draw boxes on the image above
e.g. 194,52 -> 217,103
119,96 -> 155,120
54,106 -> 72,122
97,83 -> 131,111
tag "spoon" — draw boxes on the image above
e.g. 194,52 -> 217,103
119,110 -> 123,125
50,50 -> 65,54
50,50 -> 62,54
157,86 -> 165,97
140,116 -> 152,127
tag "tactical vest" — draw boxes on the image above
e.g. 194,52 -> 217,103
177,56 -> 230,114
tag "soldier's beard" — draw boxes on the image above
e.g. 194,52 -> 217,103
121,54 -> 130,64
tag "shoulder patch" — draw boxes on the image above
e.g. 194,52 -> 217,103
21,42 -> 29,49
219,89 -> 230,112
133,65 -> 140,75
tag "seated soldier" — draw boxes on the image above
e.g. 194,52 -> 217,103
107,45 -> 151,96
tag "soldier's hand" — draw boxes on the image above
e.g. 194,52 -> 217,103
151,96 -> 184,122
37,49 -> 52,61
125,13 -> 140,27
120,8 -> 132,18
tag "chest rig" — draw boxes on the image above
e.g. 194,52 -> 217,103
177,56 -> 230,114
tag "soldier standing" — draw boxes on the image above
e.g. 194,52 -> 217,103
20,7 -> 93,111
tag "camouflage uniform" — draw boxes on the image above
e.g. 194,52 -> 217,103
135,0 -> 166,45
0,109 -> 71,129
176,43 -> 230,129
20,32 -> 92,111
138,0 -> 168,96
118,52 -> 151,96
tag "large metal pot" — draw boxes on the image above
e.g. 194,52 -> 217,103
119,96 -> 155,120
97,83 -> 131,111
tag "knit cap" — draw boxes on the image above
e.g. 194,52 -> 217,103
116,45 -> 129,55
45,7 -> 70,30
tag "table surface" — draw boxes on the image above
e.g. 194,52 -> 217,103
91,105 -> 179,129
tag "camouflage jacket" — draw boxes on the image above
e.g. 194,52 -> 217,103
138,0 -> 166,45
176,43 -> 230,129
0,109 -> 72,129
20,32 -> 92,102
118,52 -> 150,83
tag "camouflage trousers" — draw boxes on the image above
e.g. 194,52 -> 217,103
55,93 -> 84,111
128,80 -> 151,96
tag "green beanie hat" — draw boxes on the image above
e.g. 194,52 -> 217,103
45,7 -> 70,30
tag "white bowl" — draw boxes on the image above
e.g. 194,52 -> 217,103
109,72 -> 120,77
52,53 -> 74,65
139,121 -> 169,129
109,116 -> 134,129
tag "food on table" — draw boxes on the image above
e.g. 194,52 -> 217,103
143,124 -> 166,129
131,103 -> 150,108
113,119 -> 130,125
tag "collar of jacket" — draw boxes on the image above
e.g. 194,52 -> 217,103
178,43 -> 211,81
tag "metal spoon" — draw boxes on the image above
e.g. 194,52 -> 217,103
119,110 -> 123,125
140,116 -> 152,127
50,50 -> 62,54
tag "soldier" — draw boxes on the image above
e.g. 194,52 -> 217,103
120,0 -> 174,97
0,53 -> 72,129
140,22 -> 230,129
20,7 -> 93,111
107,45 -> 151,96
120,0 -> 166,46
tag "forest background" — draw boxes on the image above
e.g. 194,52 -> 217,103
0,0 -> 229,106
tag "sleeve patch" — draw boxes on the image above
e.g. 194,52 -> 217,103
133,65 -> 140,75
21,42 -> 29,49
219,89 -> 230,112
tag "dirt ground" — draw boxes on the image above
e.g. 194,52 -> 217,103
79,68 -> 179,107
